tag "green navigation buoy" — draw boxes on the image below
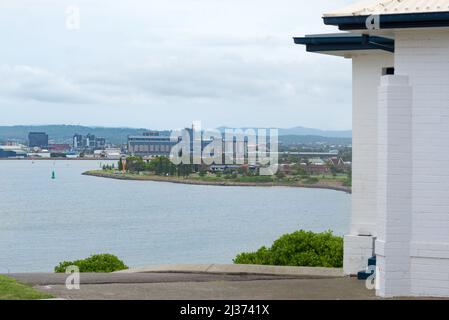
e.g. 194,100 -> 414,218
51,170 -> 56,179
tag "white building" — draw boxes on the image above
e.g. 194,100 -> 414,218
295,0 -> 449,297
0,144 -> 27,158
93,148 -> 122,159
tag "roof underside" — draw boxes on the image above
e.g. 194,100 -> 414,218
294,1 -> 449,56
293,33 -> 394,55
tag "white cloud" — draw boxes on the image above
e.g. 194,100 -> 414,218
0,0 -> 355,129
0,65 -> 93,104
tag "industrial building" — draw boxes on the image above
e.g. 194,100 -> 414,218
28,132 -> 48,148
128,131 -> 177,157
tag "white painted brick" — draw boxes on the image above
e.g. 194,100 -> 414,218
372,30 -> 449,297
350,53 -> 394,237
343,235 -> 375,275
340,30 -> 449,297
376,73 -> 413,297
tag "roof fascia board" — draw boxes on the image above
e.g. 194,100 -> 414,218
324,12 -> 449,30
293,34 -> 394,53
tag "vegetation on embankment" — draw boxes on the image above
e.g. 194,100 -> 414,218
233,230 -> 343,268
84,156 -> 351,192
54,254 -> 128,273
0,275 -> 53,300
84,169 -> 351,193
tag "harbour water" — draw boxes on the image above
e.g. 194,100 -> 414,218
0,160 -> 351,272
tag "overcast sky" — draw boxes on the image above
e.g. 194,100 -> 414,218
0,0 -> 355,130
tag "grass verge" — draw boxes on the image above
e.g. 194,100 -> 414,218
0,275 -> 53,300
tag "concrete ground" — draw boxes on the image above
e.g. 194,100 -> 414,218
115,263 -> 345,277
5,267 -> 377,300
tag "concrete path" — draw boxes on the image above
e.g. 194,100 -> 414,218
7,272 -> 297,286
3,264 -> 377,300
116,264 -> 344,278
33,276 -> 376,300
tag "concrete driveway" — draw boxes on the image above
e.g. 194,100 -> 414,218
5,271 -> 377,300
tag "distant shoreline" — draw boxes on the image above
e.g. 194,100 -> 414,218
83,170 -> 352,194
0,158 -> 117,161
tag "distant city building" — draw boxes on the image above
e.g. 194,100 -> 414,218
0,145 -> 27,158
282,151 -> 339,157
308,158 -> 325,166
328,157 -> 348,170
73,134 -> 82,149
0,149 -> 18,158
48,144 -> 71,152
128,131 -> 177,157
93,148 -> 122,159
95,137 -> 106,150
72,133 -> 106,151
83,134 -> 96,149
27,151 -> 51,158
209,164 -> 253,174
28,132 -> 48,148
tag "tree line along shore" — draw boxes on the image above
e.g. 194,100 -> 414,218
83,156 -> 351,193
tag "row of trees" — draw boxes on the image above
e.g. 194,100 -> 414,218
118,156 -> 194,177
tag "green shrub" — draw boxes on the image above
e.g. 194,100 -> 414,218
303,177 -> 319,184
343,170 -> 352,187
54,254 -> 128,273
275,171 -> 286,180
233,230 -> 343,268
232,246 -> 272,265
237,175 -> 273,183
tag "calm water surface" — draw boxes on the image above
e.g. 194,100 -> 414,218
0,160 -> 350,272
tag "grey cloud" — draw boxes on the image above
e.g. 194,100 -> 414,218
0,0 -> 354,129
0,65 -> 95,104
75,49 -> 350,105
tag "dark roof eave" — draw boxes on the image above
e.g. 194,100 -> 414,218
323,12 -> 449,30
293,34 -> 394,53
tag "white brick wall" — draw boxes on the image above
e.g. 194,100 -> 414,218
320,29 -> 449,296
378,29 -> 449,297
351,53 -> 394,236
344,53 -> 393,275
375,75 -> 413,297
344,234 -> 374,275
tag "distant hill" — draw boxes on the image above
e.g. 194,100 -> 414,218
278,126 -> 352,138
217,126 -> 352,138
0,125 -> 352,145
278,135 -> 351,145
0,125 -> 146,144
